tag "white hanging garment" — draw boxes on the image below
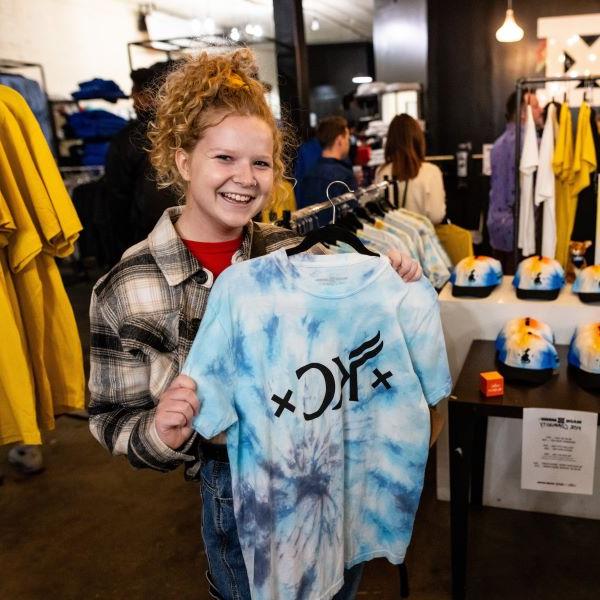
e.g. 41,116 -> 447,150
534,103 -> 557,258
518,105 -> 539,257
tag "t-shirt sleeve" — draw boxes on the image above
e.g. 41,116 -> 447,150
400,280 -> 452,406
181,284 -> 238,439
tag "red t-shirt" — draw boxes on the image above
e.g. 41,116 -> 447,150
182,236 -> 243,279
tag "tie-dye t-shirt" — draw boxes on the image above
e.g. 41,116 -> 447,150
184,250 -> 452,600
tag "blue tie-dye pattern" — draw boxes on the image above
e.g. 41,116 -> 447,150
231,319 -> 253,376
263,315 -> 280,361
183,249 -> 451,600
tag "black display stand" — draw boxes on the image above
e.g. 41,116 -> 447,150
449,340 -> 600,600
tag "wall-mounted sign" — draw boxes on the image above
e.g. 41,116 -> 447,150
537,14 -> 600,107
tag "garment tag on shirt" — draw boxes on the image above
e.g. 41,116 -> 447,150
521,408 -> 597,495
313,274 -> 351,286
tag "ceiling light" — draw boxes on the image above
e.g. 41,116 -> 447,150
245,23 -> 263,38
495,1 -> 524,43
311,18 -> 320,32
230,27 -> 240,41
567,34 -> 580,46
352,76 -> 373,84
589,53 -> 597,62
204,17 -> 216,35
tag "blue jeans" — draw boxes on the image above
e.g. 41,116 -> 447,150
200,459 -> 364,600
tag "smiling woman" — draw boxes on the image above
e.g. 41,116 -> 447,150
87,47 -> 422,600
174,114 -> 275,242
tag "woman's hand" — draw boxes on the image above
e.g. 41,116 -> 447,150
154,374 -> 199,450
387,249 -> 422,282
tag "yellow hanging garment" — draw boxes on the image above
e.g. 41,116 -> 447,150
572,101 -> 597,196
0,191 -> 41,445
434,223 -> 474,265
0,86 -> 82,255
552,103 -> 575,268
261,179 -> 297,222
0,124 -> 84,427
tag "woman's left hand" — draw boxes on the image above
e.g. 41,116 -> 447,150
388,249 -> 422,282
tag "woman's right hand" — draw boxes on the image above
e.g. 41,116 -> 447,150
154,374 -> 200,450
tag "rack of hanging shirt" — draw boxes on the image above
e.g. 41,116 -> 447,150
0,84 -> 85,447
513,74 -> 600,268
0,59 -> 54,152
288,180 -> 453,290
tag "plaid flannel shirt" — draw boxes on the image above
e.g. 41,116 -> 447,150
88,206 -> 302,476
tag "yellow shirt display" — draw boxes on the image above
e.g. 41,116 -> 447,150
0,86 -> 82,255
0,192 -> 41,445
572,102 -> 597,197
0,98 -> 85,435
261,180 -> 297,222
552,103 -> 575,268
434,223 -> 474,265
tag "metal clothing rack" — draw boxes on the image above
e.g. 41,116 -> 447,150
290,180 -> 395,233
127,35 -> 290,71
513,74 -> 600,263
0,58 -> 48,93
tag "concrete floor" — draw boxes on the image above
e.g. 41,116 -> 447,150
1,275 -> 599,600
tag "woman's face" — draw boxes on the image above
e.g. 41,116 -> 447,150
176,113 -> 274,241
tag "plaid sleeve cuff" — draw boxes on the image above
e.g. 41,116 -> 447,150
127,408 -> 196,471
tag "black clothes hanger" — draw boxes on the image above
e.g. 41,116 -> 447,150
338,211 -> 364,233
286,180 -> 378,257
285,223 -> 378,256
355,205 -> 375,224
365,200 -> 386,218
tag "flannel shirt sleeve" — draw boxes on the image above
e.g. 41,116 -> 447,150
88,286 -> 196,472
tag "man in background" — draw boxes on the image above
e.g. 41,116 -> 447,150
300,116 -> 357,209
102,61 -> 179,259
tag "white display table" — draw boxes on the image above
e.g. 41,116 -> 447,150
437,276 -> 600,519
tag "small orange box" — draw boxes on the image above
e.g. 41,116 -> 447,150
479,371 -> 504,397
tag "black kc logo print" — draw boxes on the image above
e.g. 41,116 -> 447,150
270,331 -> 394,421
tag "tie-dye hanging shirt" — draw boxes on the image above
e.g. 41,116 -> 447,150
184,250 -> 452,600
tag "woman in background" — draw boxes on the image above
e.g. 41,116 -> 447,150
376,113 -> 446,225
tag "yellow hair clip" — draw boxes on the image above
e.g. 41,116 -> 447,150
228,74 -> 247,88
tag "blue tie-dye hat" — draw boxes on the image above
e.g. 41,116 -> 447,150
568,322 -> 600,390
450,256 -> 503,297
495,317 -> 560,384
513,256 -> 565,300
572,265 -> 600,304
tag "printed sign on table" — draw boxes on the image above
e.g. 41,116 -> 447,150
521,408 -> 597,495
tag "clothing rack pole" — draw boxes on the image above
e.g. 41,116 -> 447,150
290,180 -> 392,223
512,74 -> 600,264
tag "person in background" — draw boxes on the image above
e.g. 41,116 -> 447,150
487,91 -> 543,272
375,113 -> 446,225
292,127 -> 321,208
102,60 -> 179,259
300,116 -> 357,208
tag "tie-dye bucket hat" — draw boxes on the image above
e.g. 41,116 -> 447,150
450,255 -> 503,297
572,265 -> 600,304
495,317 -> 559,383
513,256 -> 565,300
568,322 -> 600,390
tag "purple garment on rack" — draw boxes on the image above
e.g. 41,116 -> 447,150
487,122 -> 520,253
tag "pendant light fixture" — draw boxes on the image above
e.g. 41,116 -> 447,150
495,0 -> 524,43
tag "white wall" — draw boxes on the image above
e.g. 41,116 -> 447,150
0,0 -> 280,116
0,0 -> 141,98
